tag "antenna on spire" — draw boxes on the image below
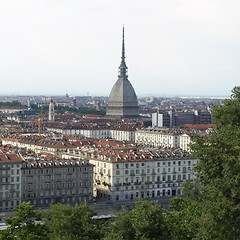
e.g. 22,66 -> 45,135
122,26 -> 125,61
119,26 -> 128,78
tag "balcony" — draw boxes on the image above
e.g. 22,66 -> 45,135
102,182 -> 111,187
0,173 -> 10,177
114,183 -> 122,186
95,180 -> 101,185
134,182 -> 142,185
123,182 -> 131,186
0,181 -> 10,185
145,181 -> 152,185
0,166 -> 10,170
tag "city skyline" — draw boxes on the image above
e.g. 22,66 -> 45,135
0,0 -> 239,97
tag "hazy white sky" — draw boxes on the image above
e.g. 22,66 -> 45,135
0,0 -> 239,97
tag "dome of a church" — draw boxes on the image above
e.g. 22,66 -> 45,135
108,77 -> 138,104
106,28 -> 139,118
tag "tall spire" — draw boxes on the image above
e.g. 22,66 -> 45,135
118,26 -> 128,78
122,26 -> 125,62
106,26 -> 139,119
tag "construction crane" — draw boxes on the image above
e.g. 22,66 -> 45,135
38,104 -> 43,134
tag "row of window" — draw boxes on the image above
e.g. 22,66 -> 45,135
28,195 -> 92,206
115,173 -> 191,185
23,173 -> 91,182
0,184 -> 20,190
23,167 -> 90,175
23,181 -> 91,190
121,182 -> 181,190
116,162 -> 145,169
0,170 -> 20,175
23,189 -> 92,198
115,188 -> 182,200
0,176 -> 20,183
116,167 -> 191,175
0,164 -> 20,168
0,191 -> 20,198
115,160 -> 192,169
0,200 -> 20,208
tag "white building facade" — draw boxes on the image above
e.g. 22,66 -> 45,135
135,128 -> 192,152
46,126 -> 135,142
90,156 -> 198,201
63,149 -> 197,202
135,129 -> 180,148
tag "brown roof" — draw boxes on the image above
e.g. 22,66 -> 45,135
0,153 -> 24,163
184,124 -> 215,130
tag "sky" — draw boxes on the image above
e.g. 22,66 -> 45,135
0,0 -> 239,97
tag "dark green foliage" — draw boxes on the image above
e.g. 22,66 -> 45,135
45,202 -> 104,240
104,199 -> 170,240
2,202 -> 50,240
0,101 -> 23,107
78,107 -> 105,116
56,105 -> 105,116
166,196 -> 201,240
104,207 -> 135,240
30,104 -> 48,113
190,86 -> 240,239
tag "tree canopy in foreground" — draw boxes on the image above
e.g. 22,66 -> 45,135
190,86 -> 240,239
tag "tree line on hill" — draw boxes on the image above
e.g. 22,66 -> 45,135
0,101 -> 106,116
30,104 -> 106,116
1,86 -> 240,240
0,101 -> 22,107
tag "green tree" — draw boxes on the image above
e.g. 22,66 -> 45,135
104,207 -> 136,240
191,86 -> 240,239
104,200 -> 169,240
3,202 -> 49,240
165,195 -> 201,240
0,101 -> 23,107
45,202 -> 103,240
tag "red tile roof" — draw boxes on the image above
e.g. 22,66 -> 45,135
0,153 -> 24,163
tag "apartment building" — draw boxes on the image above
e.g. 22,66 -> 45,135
94,155 -> 197,201
1,134 -> 196,208
0,144 -> 94,210
0,153 -> 23,211
63,146 -> 197,202
135,128 -> 180,148
1,135 -> 82,157
21,157 -> 94,207
135,128 -> 192,151
46,125 -> 136,142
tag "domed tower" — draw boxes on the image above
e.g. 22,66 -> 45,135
106,27 -> 139,118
